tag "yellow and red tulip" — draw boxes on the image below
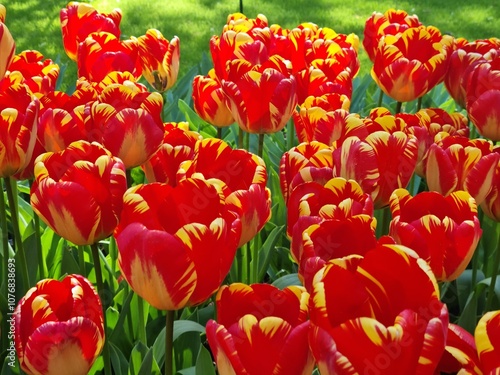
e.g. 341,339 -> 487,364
222,67 -> 297,134
206,283 -> 314,375
309,244 -> 448,374
445,37 -> 500,108
363,9 -> 422,62
177,138 -> 271,247
292,94 -> 352,144
371,25 -> 454,102
142,121 -> 202,185
60,1 -> 122,61
0,7 -> 15,80
466,55 -> 500,141
475,310 -> 500,374
437,323 -> 481,374
425,135 -> 499,205
192,69 -> 234,127
137,30 -> 180,92
30,140 -> 127,246
114,178 -> 242,310
77,32 -> 141,82
89,82 -> 164,168
389,188 -> 482,281
0,83 -> 39,178
14,274 -> 104,375
7,50 -> 59,96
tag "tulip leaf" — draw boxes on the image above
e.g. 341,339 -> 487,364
272,273 -> 302,289
178,99 -> 216,138
195,345 -> 216,375
257,225 -> 285,282
129,341 -> 150,375
109,342 -> 129,375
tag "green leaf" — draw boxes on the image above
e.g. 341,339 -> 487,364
195,345 -> 216,375
178,99 -> 216,138
272,273 -> 301,289
257,225 -> 285,282
128,341 -> 149,375
109,342 -> 129,375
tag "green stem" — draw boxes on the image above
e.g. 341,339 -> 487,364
377,89 -> 384,108
29,179 -> 45,279
395,101 -> 403,114
238,127 -> 244,149
78,246 -> 86,276
417,96 -> 423,112
217,127 -> 222,139
5,177 -> 29,290
286,118 -> 295,151
1,178 -> 10,351
258,133 -> 265,159
242,242 -> 249,284
485,229 -> 500,311
250,234 -> 261,284
165,310 -> 175,375
90,243 -> 112,375
137,296 -> 147,343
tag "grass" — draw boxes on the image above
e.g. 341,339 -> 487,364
5,0 -> 500,90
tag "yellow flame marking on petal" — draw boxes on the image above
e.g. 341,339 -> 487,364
31,296 -> 53,320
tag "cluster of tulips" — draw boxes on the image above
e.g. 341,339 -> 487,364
1,2 -> 500,375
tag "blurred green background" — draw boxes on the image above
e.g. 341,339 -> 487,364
5,0 -> 500,87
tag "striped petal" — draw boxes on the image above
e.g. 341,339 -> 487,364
476,310 -> 500,373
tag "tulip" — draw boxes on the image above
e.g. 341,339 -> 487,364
60,1 -> 122,61
309,243 -> 448,374
192,69 -> 235,127
77,32 -> 141,82
89,82 -> 164,168
475,310 -> 500,373
30,141 -> 127,246
222,67 -> 297,134
7,50 -> 59,96
466,54 -> 500,141
137,30 -> 180,92
425,135 -> 499,205
0,83 -> 39,178
14,274 -> 104,375
141,121 -> 202,185
206,283 -> 314,375
389,189 -> 482,281
436,324 -> 481,374
363,9 -> 422,62
177,138 -> 270,246
0,10 -> 15,80
114,178 -> 241,310
371,26 -> 454,102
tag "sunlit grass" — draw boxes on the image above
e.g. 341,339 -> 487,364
5,0 -> 500,87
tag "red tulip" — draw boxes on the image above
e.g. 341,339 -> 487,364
309,243 -> 448,374
425,135 -> 499,205
206,283 -> 314,375
142,121 -> 202,185
222,67 -> 297,134
137,30 -> 180,92
437,324 -> 481,374
0,12 -> 15,80
177,138 -> 271,246
77,32 -> 141,82
60,1 -> 121,61
481,147 -> 500,222
389,189 -> 482,281
475,310 -> 500,374
0,83 -> 39,178
192,69 -> 234,127
363,9 -> 422,62
371,26 -> 454,102
89,82 -> 164,168
115,179 -> 241,310
30,141 -> 127,245
14,274 -> 104,375
466,54 -> 500,141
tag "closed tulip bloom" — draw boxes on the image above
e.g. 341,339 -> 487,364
90,82 -> 164,168
14,274 -> 104,375
0,11 -> 15,80
60,1 -> 122,61
475,310 -> 500,374
371,26 -> 454,102
466,55 -> 500,141
481,147 -> 500,222
77,32 -> 141,82
206,283 -> 314,375
142,121 -> 202,185
30,141 -> 127,246
137,30 -> 180,92
389,189 -> 482,281
177,138 -> 271,247
192,69 -> 234,127
222,67 -> 297,134
115,179 -> 241,310
309,244 -> 448,374
363,9 -> 422,62
0,83 -> 39,178
425,135 -> 499,205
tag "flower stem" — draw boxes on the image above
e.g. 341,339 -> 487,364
238,127 -> 244,149
417,96 -> 423,111
90,243 -> 112,375
165,310 -> 175,375
29,179 -> 45,279
377,89 -> 384,108
258,133 -> 265,159
5,177 -> 30,290
137,296 -> 147,343
286,118 -> 295,151
395,101 -> 403,114
217,127 -> 222,139
78,246 -> 86,276
485,228 -> 500,311
0,178 -> 10,351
